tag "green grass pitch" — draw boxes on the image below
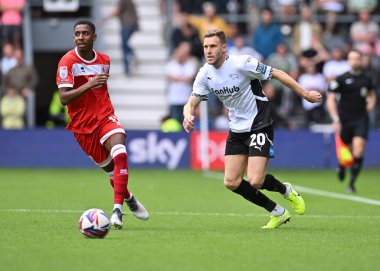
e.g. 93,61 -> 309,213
0,168 -> 379,271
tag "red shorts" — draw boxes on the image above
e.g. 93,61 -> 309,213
74,115 -> 125,167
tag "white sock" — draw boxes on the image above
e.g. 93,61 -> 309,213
283,184 -> 292,198
271,204 -> 285,216
113,204 -> 123,212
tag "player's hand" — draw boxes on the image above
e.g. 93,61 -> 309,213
183,115 -> 195,133
332,121 -> 341,135
367,103 -> 375,112
305,91 -> 322,103
88,73 -> 109,88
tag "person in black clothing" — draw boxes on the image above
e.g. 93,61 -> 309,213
327,50 -> 377,193
171,22 -> 203,60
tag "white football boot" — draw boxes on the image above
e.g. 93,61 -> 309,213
110,208 -> 123,229
125,195 -> 149,220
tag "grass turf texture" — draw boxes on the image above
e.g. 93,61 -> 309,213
0,168 -> 379,271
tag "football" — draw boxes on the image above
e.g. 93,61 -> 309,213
79,208 -> 111,238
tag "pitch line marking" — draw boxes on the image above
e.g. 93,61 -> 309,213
294,186 -> 380,206
0,209 -> 379,219
204,172 -> 380,206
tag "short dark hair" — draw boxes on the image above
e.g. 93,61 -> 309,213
74,19 -> 96,34
204,29 -> 226,44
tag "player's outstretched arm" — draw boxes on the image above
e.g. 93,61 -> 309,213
183,95 -> 201,133
272,68 -> 322,103
59,73 -> 109,105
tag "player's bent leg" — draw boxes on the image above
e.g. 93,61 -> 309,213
224,154 -> 248,191
103,144 -> 129,230
225,155 -> 292,228
233,179 -> 278,211
101,157 -> 125,229
109,169 -> 148,220
262,209 -> 291,229
348,137 -> 366,193
111,144 -> 129,200
261,174 -> 287,194
246,156 -> 269,189
224,177 -> 243,191
348,156 -> 363,194
125,194 -> 149,220
234,179 -> 290,228
336,166 -> 346,182
283,183 -> 305,215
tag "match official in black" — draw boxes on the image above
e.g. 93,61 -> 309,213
327,50 -> 377,193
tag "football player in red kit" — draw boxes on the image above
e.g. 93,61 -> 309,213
56,19 -> 149,229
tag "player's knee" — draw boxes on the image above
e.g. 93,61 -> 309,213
224,177 -> 241,191
248,174 -> 265,189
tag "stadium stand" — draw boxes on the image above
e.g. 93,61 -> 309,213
101,0 -> 168,130
7,0 -> 379,130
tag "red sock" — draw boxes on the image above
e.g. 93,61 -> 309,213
109,175 -> 131,199
111,145 -> 130,204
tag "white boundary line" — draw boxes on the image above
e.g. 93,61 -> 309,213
0,209 -> 379,219
295,186 -> 380,206
204,172 -> 380,206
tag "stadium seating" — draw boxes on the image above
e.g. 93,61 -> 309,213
100,0 -> 168,130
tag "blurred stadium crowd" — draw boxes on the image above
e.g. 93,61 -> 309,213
1,0 -> 380,131
163,0 -> 380,131
0,0 -> 39,130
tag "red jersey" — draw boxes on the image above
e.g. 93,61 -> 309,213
56,48 -> 115,134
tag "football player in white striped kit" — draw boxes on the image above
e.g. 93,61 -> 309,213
183,30 -> 322,229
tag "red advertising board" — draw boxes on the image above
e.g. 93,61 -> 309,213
190,131 -> 228,170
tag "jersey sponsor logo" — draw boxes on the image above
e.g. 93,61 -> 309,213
229,74 -> 238,80
345,78 -> 354,85
360,87 -> 368,97
211,86 -> 240,95
72,64 -> 106,76
102,65 -> 110,74
60,66 -> 68,78
255,62 -> 267,75
329,80 -> 339,90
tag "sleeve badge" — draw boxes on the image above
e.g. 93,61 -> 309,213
60,66 -> 68,78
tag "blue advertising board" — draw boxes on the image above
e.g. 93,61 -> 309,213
0,129 -> 190,169
126,131 -> 190,169
0,129 -> 379,169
